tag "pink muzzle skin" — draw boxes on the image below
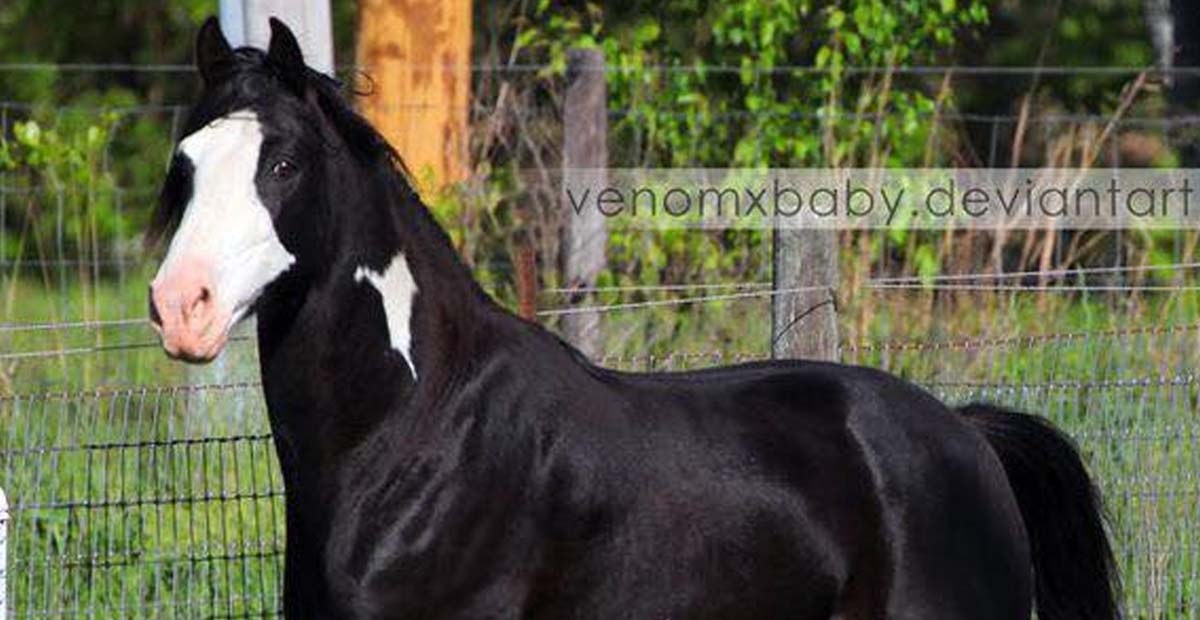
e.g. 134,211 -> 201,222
149,256 -> 232,363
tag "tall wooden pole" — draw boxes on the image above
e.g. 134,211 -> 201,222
561,49 -> 608,359
356,0 -> 472,188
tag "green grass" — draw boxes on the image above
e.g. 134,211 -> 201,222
3,269 -> 276,619
2,383 -> 282,619
2,272 -> 1198,619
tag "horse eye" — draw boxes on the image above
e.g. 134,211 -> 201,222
270,159 -> 297,179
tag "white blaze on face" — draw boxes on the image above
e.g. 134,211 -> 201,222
354,252 -> 419,378
151,110 -> 296,361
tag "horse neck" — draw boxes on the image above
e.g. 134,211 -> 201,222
255,159 -> 492,496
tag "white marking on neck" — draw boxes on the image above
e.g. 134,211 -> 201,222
354,252 -> 419,378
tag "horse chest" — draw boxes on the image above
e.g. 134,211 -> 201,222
299,441 -> 544,613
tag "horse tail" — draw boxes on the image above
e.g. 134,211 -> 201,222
960,403 -> 1121,620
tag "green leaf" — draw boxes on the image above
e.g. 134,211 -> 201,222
815,46 -> 831,68
844,33 -> 862,56
513,28 -> 539,51
634,20 -> 660,44
915,244 -> 941,284
828,9 -> 845,28
16,121 -> 41,147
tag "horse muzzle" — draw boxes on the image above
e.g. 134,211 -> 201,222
148,257 -> 232,363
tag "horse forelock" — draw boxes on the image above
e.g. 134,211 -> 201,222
147,50 -> 414,252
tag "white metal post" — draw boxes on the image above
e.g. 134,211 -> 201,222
218,0 -> 334,75
218,0 -> 246,49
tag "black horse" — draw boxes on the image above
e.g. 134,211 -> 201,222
147,18 -> 1120,620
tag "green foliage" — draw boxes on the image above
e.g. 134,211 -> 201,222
493,0 -> 986,355
0,111 -> 123,263
0,1 -> 209,272
0,1 -> 360,274
0,6 -> 1197,617
980,1 -> 1154,112
589,0 -> 987,168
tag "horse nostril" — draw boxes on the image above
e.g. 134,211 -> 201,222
148,285 -> 163,328
188,285 -> 214,319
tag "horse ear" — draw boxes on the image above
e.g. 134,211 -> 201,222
195,16 -> 234,86
267,17 -> 307,93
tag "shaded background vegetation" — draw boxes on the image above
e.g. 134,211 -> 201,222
0,0 -> 1190,355
1,2 -> 1198,618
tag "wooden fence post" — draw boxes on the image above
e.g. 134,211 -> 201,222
561,48 -> 608,359
771,228 -> 839,361
515,238 -> 538,321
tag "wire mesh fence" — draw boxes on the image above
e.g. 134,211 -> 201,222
850,325 -> 1200,620
1,354 -> 278,619
1,317 -> 1198,618
1,63 -> 1199,619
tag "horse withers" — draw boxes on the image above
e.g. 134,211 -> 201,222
146,17 -> 1120,620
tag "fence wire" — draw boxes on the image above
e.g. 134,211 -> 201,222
0,318 -> 1196,619
0,381 -> 281,620
2,63 -> 1199,619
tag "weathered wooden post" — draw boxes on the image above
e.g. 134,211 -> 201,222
561,48 -> 608,359
771,228 -> 839,361
515,239 -> 538,321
